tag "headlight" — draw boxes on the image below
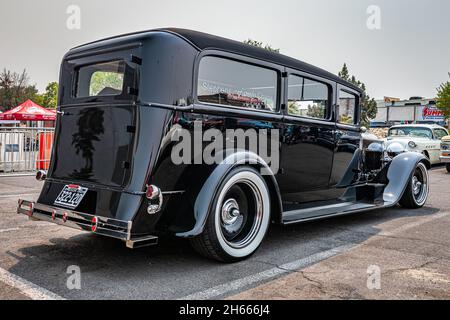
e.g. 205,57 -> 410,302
386,142 -> 405,158
408,141 -> 417,148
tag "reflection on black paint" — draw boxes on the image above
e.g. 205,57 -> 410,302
52,105 -> 134,187
70,108 -> 105,180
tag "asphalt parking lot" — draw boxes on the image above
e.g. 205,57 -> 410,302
0,167 -> 449,300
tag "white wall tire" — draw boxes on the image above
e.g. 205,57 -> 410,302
399,162 -> 429,209
190,167 -> 270,262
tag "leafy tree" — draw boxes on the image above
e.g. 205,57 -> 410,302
0,69 -> 38,111
90,72 -> 123,96
41,82 -> 59,108
243,39 -> 280,53
287,101 -> 299,115
338,63 -> 377,127
436,73 -> 450,122
307,104 -> 325,118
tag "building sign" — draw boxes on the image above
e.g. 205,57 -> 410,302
417,106 -> 445,121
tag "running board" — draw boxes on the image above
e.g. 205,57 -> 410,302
282,202 -> 381,224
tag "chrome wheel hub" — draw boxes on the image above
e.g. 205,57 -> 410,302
218,178 -> 264,248
221,199 -> 240,225
412,176 -> 422,195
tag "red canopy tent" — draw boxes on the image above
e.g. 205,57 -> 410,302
0,99 -> 56,121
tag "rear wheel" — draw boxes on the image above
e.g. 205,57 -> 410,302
190,167 -> 270,262
399,162 -> 429,209
446,163 -> 450,173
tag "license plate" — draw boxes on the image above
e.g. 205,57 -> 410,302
54,185 -> 88,209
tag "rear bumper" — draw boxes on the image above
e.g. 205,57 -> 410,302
17,199 -> 158,248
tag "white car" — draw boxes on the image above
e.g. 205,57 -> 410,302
384,124 -> 449,165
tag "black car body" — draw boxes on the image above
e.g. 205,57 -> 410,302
18,28 -> 430,261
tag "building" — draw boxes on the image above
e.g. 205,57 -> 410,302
371,97 -> 447,128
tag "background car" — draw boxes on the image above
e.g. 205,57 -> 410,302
440,135 -> 450,172
385,124 -> 449,165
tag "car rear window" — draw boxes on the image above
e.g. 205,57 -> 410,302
75,60 -> 125,98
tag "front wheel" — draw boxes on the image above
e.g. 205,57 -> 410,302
190,167 -> 271,262
446,163 -> 450,173
399,162 -> 429,209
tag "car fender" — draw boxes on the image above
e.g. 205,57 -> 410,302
175,150 -> 281,237
383,152 -> 430,205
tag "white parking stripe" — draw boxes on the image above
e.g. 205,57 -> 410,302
0,193 -> 40,199
380,211 -> 450,237
0,228 -> 20,233
181,210 -> 450,300
180,244 -> 353,300
0,267 -> 65,300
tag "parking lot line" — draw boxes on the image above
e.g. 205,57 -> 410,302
181,209 -> 450,300
0,228 -> 20,233
180,244 -> 354,300
0,193 -> 40,199
0,267 -> 65,300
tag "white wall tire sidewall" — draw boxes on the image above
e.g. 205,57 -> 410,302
412,162 -> 429,207
214,170 -> 270,259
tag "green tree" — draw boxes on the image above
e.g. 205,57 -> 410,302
243,39 -> 280,53
41,82 -> 59,108
90,72 -> 123,96
338,63 -> 377,127
436,73 -> 450,121
0,69 -> 38,111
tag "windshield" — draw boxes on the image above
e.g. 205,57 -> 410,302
388,127 -> 432,139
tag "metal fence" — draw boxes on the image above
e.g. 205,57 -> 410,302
0,127 -> 54,175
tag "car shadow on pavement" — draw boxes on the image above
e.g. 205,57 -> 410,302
5,204 -> 440,299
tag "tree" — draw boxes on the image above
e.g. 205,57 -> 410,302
0,69 -> 38,111
243,39 -> 280,53
90,72 -> 123,96
41,82 -> 59,108
436,73 -> 450,121
338,63 -> 377,127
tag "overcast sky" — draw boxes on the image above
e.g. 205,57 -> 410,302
1,0 -> 449,99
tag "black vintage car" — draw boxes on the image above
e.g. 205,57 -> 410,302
18,28 -> 430,262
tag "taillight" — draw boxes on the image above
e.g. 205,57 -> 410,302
51,210 -> 56,220
91,216 -> 98,232
145,185 -> 163,215
62,212 -> 68,222
145,185 -> 161,200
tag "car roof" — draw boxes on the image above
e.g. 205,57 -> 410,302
390,124 -> 448,130
70,28 -> 362,93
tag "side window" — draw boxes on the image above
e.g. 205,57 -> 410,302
287,74 -> 329,119
197,56 -> 278,111
338,90 -> 358,124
